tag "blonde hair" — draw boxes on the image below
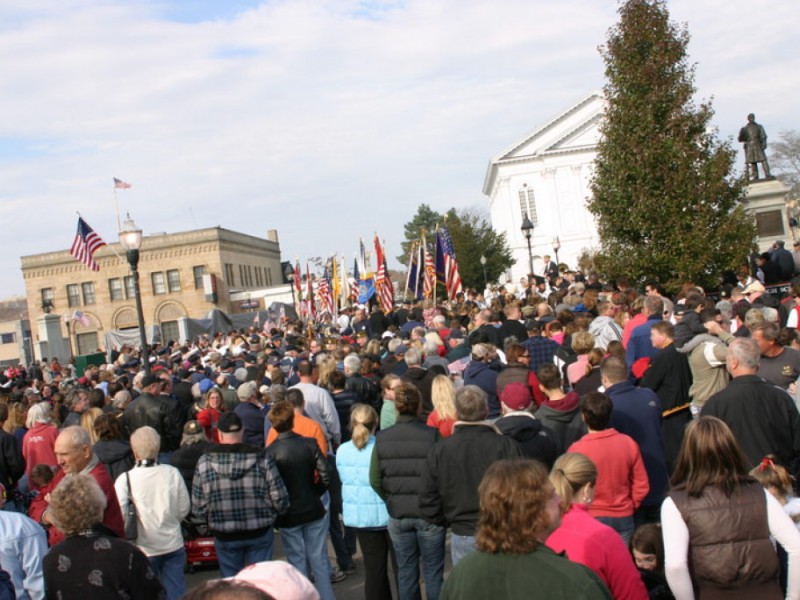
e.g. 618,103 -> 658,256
549,453 -> 597,512
317,356 -> 337,390
349,404 -> 378,450
80,407 -> 104,445
431,375 -> 457,421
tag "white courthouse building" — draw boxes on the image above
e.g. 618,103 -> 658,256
483,91 -> 604,285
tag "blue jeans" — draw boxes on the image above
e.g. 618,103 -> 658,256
148,547 -> 186,600
280,516 -> 335,600
214,529 -> 275,578
596,515 -> 635,544
388,518 -> 445,600
450,533 -> 476,567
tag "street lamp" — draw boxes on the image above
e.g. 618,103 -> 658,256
119,213 -> 150,375
520,213 -> 535,278
552,236 -> 561,268
480,255 -> 487,289
284,263 -> 295,307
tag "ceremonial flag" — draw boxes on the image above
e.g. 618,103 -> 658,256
293,260 -> 302,313
374,235 -> 394,312
318,266 -> 334,315
406,241 -> 421,299
113,177 -> 132,189
359,238 -> 368,273
306,263 -> 316,320
351,258 -> 360,303
436,226 -> 463,300
422,233 -> 436,299
72,310 -> 91,327
70,217 -> 107,271
331,255 -> 340,309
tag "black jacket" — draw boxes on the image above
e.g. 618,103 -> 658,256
0,429 -> 23,489
402,366 -> 445,419
171,440 -> 215,491
420,422 -> 524,535
265,431 -> 330,528
93,439 -> 134,482
494,413 -> 561,469
121,392 -> 184,451
371,415 -> 439,519
346,374 -> 381,412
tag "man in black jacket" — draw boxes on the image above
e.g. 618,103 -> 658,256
420,385 -> 524,566
371,383 -> 444,600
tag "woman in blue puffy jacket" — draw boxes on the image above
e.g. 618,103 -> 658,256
337,404 -> 396,600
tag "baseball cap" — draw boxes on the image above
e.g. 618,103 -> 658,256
500,382 -> 533,411
218,412 -> 243,433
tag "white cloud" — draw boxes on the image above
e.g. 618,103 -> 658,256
0,0 -> 797,296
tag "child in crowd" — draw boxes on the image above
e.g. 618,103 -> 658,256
630,523 -> 673,599
750,456 -> 800,526
29,464 -> 54,491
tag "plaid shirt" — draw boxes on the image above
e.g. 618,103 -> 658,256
192,444 -> 289,536
522,335 -> 560,371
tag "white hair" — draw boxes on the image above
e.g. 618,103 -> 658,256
343,354 -> 361,375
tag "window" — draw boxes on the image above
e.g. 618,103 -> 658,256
519,186 -> 539,228
76,332 -> 98,355
161,320 -> 180,344
81,282 -> 96,305
151,272 -> 166,295
193,266 -> 206,289
108,278 -> 123,301
167,269 -> 181,293
124,276 -> 135,300
67,284 -> 81,308
41,288 -> 54,309
225,264 -> 235,286
0,333 -> 14,344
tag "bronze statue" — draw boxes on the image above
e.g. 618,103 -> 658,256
738,113 -> 771,180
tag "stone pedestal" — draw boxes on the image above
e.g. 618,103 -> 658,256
742,179 -> 792,252
35,313 -> 71,364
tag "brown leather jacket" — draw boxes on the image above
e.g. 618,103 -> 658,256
671,482 -> 780,597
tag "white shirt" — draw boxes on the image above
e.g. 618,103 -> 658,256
662,488 -> 800,599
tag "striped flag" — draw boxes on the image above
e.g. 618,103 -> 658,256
351,258 -> 360,303
113,177 -> 132,189
422,233 -> 436,299
318,266 -> 334,315
436,226 -> 463,301
70,217 -> 107,271
293,260 -> 302,314
374,236 -> 394,312
72,310 -> 91,327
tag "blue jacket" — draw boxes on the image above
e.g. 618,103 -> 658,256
625,315 -> 662,372
463,361 -> 500,418
606,380 -> 669,507
337,437 -> 389,529
0,510 -> 47,600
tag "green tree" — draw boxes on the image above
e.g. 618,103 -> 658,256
397,204 -> 442,267
587,0 -> 755,291
444,208 -> 514,290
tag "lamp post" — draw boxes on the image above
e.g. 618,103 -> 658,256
520,213 -> 535,278
480,255 -> 487,289
284,263 -> 295,307
552,236 -> 561,268
119,214 -> 150,375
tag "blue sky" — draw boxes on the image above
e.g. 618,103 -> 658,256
0,0 -> 797,297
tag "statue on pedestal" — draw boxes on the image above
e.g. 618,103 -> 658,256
738,113 -> 772,181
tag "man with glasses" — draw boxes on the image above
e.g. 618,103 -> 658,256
28,426 -> 124,546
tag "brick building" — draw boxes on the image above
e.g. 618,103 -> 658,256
21,227 -> 283,355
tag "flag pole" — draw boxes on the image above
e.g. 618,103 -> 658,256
403,240 -> 415,301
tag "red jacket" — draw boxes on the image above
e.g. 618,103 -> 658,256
568,429 -> 649,517
29,460 -> 124,546
22,422 -> 59,480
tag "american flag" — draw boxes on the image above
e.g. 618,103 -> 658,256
422,233 -> 436,299
72,310 -> 91,327
318,266 -> 334,315
113,177 -> 132,189
351,258 -> 360,303
436,226 -> 463,301
293,260 -> 302,311
374,235 -> 394,312
70,217 -> 107,271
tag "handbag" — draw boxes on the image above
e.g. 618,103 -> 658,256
123,471 -> 139,541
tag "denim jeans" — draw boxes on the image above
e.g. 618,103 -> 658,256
148,547 -> 186,600
596,515 -> 635,544
450,533 -> 476,567
280,516 -> 335,600
388,518 -> 445,600
214,529 -> 275,578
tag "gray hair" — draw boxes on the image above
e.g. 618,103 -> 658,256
405,347 -> 422,366
727,337 -> 760,371
760,306 -> 779,324
269,384 -> 288,403
455,385 -> 488,422
58,425 -> 91,450
744,308 -> 765,328
112,390 -> 132,410
49,474 -> 106,536
423,340 -> 440,356
26,402 -> 52,429
387,338 -> 402,353
343,354 -> 361,375
715,300 -> 733,320
130,426 -> 161,460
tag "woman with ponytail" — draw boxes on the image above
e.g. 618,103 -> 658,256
547,452 -> 648,600
336,404 -> 395,600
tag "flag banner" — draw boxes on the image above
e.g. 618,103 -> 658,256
436,226 -> 463,300
358,276 -> 375,305
72,310 -> 91,327
422,232 -> 436,299
306,263 -> 316,320
113,177 -> 132,189
351,258 -> 360,303
374,235 -> 394,312
70,217 -> 107,271
293,260 -> 302,312
407,242 -> 421,299
318,266 -> 334,315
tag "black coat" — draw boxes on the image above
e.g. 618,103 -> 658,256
494,414 -> 561,469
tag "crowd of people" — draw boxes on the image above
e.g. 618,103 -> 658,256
1,248 -> 800,599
